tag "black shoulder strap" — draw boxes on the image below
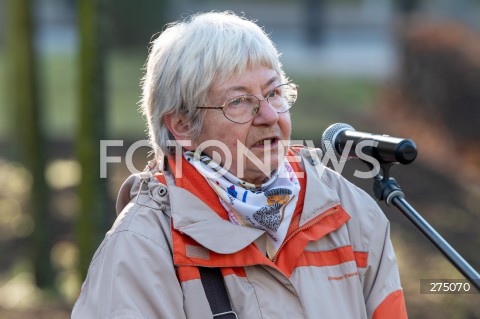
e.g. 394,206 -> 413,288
158,164 -> 237,318
199,267 -> 238,319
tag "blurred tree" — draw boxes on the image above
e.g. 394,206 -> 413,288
6,0 -> 55,288
76,0 -> 110,279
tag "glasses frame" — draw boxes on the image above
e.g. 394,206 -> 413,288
197,82 -> 298,124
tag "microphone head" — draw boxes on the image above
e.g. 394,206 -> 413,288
321,123 -> 355,159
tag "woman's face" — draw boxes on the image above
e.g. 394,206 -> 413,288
193,66 -> 292,185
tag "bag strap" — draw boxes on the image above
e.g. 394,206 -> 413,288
153,172 -> 237,319
199,267 -> 238,319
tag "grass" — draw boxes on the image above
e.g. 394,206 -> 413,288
0,49 -> 379,144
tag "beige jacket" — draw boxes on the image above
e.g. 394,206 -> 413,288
72,148 -> 407,319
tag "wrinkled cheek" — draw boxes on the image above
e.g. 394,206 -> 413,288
219,139 -> 240,170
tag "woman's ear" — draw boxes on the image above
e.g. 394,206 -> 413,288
163,113 -> 195,150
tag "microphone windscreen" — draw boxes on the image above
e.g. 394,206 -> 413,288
321,123 -> 354,159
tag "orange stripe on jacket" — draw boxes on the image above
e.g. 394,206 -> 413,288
353,251 -> 368,268
172,227 -> 276,268
176,266 -> 200,282
221,267 -> 247,278
372,289 -> 408,319
176,266 -> 247,283
296,246 -> 368,269
296,246 -> 357,268
285,153 -> 306,236
274,205 -> 350,278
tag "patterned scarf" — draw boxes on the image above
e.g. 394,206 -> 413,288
184,151 -> 300,259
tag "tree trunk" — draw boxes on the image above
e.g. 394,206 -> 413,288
76,0 -> 109,279
7,0 -> 55,288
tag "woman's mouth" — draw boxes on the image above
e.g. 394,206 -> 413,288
252,137 -> 279,148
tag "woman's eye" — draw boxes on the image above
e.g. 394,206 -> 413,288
231,98 -> 241,105
267,90 -> 277,98
268,88 -> 282,98
228,96 -> 249,108
230,97 -> 244,106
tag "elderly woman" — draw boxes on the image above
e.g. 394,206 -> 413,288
72,11 -> 407,319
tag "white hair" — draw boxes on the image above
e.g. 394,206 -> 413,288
140,11 -> 286,157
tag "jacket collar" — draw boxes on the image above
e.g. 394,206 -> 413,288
168,184 -> 265,254
165,149 -> 342,255
297,148 -> 341,226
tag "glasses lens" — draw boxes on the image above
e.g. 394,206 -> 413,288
223,95 -> 259,123
221,83 -> 298,123
268,83 -> 298,112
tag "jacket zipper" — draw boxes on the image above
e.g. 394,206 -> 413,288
272,205 -> 339,263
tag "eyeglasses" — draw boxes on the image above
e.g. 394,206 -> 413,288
197,83 -> 298,124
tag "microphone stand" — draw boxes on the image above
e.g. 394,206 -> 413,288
372,163 -> 480,291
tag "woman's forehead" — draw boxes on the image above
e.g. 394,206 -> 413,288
210,67 -> 280,95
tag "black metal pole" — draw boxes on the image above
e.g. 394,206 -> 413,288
384,178 -> 480,290
373,163 -> 480,290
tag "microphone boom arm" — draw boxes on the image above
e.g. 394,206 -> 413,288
373,163 -> 480,291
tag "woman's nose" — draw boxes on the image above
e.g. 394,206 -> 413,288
252,99 -> 279,125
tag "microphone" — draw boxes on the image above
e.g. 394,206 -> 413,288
321,123 -> 417,164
